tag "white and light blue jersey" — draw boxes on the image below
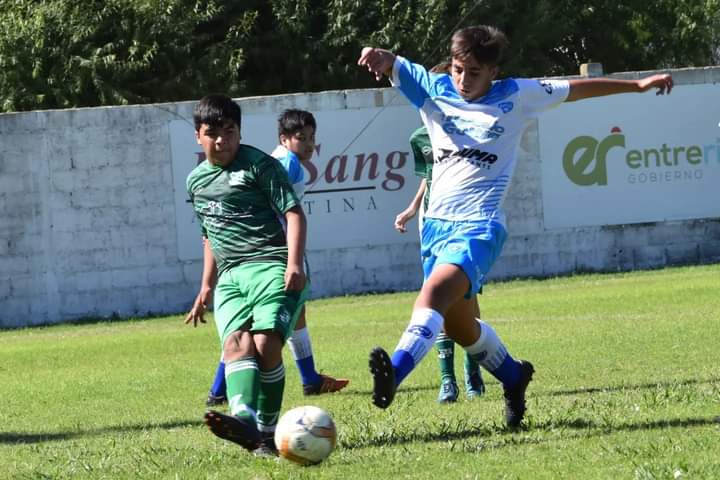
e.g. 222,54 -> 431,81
391,56 -> 570,226
271,145 -> 306,199
271,144 -> 311,275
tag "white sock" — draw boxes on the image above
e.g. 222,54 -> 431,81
463,319 -> 508,371
394,308 -> 444,365
287,327 -> 313,360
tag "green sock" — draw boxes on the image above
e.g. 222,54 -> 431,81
464,352 -> 480,378
435,333 -> 456,383
225,357 -> 260,419
257,363 -> 285,436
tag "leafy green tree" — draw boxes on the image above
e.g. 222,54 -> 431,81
0,1 -> 256,111
1,0 -> 718,112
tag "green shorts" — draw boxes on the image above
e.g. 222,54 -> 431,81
213,262 -> 309,345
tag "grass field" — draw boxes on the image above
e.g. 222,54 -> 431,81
2,264 -> 719,479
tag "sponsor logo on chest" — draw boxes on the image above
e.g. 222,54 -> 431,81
436,148 -> 499,169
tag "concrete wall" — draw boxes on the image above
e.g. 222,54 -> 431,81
1,66 -> 719,328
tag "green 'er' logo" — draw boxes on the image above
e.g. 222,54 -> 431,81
562,130 -> 626,186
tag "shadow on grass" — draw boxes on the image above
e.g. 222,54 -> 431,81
341,414 -> 720,450
4,414 -> 719,450
0,311 -> 184,331
5,377 -> 718,447
0,419 -> 203,445
332,376 -> 719,398
343,384 -> 438,396
547,376 -> 720,397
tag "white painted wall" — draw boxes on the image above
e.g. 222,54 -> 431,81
1,67 -> 719,327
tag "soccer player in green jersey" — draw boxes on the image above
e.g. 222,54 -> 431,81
186,94 -> 307,456
193,109 -> 349,408
395,124 -> 486,404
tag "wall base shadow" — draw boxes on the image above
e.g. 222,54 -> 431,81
1,419 -> 203,445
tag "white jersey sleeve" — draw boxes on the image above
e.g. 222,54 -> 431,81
516,78 -> 570,118
391,56 -> 457,108
271,144 -> 306,199
390,56 -> 432,108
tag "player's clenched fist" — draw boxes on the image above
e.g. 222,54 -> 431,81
358,47 -> 396,81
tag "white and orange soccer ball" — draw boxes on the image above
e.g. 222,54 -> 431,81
274,406 -> 337,465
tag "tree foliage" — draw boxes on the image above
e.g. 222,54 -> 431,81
1,0 -> 718,112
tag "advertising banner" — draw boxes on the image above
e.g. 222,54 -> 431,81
539,84 -> 720,229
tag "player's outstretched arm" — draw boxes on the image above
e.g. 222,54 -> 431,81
185,237 -> 217,327
358,47 -> 396,81
566,74 -> 673,102
284,206 -> 307,292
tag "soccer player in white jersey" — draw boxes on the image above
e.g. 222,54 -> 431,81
270,109 -> 350,396
358,25 -> 673,427
395,62 -> 487,405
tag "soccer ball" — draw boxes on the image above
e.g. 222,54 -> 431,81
274,406 -> 337,465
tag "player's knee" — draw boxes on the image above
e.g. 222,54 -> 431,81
223,330 -> 255,361
253,331 -> 283,369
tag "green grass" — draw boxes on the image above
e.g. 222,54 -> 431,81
2,264 -> 719,479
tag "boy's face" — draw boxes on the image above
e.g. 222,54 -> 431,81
195,119 -> 240,167
280,125 -> 316,162
451,55 -> 498,101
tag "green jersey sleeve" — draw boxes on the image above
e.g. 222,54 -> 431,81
253,153 -> 300,215
409,126 -> 433,180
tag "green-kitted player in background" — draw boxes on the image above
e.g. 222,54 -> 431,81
186,94 -> 308,456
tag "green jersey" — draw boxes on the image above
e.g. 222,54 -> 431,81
186,144 -> 299,275
409,126 -> 433,210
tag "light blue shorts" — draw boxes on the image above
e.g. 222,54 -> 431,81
420,217 -> 507,297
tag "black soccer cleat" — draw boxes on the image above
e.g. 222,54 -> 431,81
203,410 -> 261,451
369,347 -> 396,409
503,360 -> 535,428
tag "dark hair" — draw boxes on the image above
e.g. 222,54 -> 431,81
193,94 -> 241,132
278,109 -> 316,137
450,25 -> 509,66
430,60 -> 451,74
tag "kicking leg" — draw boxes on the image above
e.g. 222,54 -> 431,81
204,330 -> 261,450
